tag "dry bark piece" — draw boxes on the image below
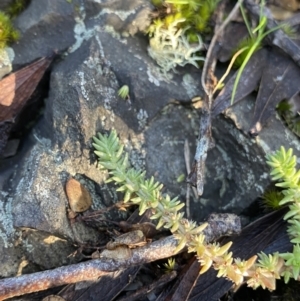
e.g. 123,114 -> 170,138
119,271 -> 177,301
156,258 -> 200,301
106,230 -> 146,250
58,267 -> 141,301
65,178 -> 92,213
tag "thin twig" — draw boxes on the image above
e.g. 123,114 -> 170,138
201,0 -> 242,97
184,139 -> 191,218
184,139 -> 198,217
190,1 -> 242,196
79,201 -> 133,221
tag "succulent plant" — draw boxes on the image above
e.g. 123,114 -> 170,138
93,131 -> 300,290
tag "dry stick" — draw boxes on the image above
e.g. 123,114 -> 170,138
0,213 -> 240,300
79,201 -> 133,221
201,0 -> 242,97
244,0 -> 300,67
191,1 -> 242,196
184,139 -> 198,218
184,139 -> 191,218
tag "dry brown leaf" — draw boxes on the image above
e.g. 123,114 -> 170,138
66,178 -> 92,213
269,5 -> 295,20
0,57 -> 52,120
270,0 -> 300,11
100,246 -> 133,260
106,230 -> 146,250
0,57 -> 52,155
119,221 -> 159,238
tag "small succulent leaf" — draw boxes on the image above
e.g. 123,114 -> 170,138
199,258 -> 213,274
124,191 -> 132,203
139,201 -> 148,215
156,217 -> 166,229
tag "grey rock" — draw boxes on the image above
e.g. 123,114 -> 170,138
1,0 -> 300,280
144,97 -> 300,221
0,47 -> 14,79
20,229 -> 78,270
1,6 -> 204,275
12,28 -> 204,237
84,0 -> 153,36
12,0 -> 77,65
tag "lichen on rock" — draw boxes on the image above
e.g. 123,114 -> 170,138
148,19 -> 205,74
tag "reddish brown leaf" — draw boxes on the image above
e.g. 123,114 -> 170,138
0,57 -> 52,121
0,57 -> 52,154
119,221 -> 159,238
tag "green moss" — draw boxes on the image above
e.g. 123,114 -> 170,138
149,0 -> 220,37
6,0 -> 30,18
261,188 -> 284,210
0,11 -> 20,49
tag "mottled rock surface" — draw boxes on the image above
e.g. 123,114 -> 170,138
0,0 -> 299,282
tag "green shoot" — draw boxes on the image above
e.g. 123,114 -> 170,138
118,85 -> 130,99
239,1 -> 253,40
213,46 -> 248,94
163,257 -> 176,271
